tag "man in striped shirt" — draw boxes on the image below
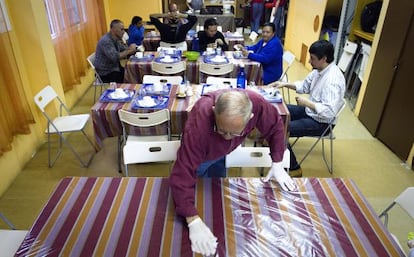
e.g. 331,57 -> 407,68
269,40 -> 346,176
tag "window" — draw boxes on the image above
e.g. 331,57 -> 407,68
44,0 -> 85,38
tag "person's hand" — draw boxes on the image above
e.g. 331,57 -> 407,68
264,162 -> 298,191
241,47 -> 249,57
188,217 -> 218,255
127,44 -> 138,55
295,96 -> 310,106
234,44 -> 243,51
215,38 -> 224,46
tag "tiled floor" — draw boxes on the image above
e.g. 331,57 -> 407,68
1,59 -> 413,254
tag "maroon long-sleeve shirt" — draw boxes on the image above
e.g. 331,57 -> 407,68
169,89 -> 285,217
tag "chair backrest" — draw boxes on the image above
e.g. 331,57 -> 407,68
87,52 -> 103,84
152,61 -> 186,75
226,147 -> 290,169
395,187 -> 414,220
87,52 -> 96,70
34,85 -> 61,113
142,75 -> 183,85
206,77 -> 237,88
123,140 -> 181,165
200,62 -> 234,76
159,41 -> 187,51
279,50 -> 296,82
118,109 -> 170,128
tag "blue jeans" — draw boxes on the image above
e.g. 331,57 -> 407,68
251,3 -> 264,33
272,6 -> 285,38
196,156 -> 226,177
287,104 -> 330,169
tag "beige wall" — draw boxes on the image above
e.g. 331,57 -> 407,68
284,0 -> 329,70
105,0 -> 163,26
0,0 -> 93,196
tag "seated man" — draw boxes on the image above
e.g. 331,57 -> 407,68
268,40 -> 346,176
235,22 -> 283,85
169,89 -> 297,256
197,18 -> 228,52
94,19 -> 137,83
150,8 -> 197,51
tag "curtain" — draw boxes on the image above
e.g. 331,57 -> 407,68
0,3 -> 34,156
49,0 -> 106,91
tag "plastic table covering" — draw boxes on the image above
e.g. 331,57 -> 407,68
14,177 -> 404,257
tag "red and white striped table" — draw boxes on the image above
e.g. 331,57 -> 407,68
15,177 -> 403,257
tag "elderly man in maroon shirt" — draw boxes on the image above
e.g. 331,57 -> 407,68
169,89 -> 297,256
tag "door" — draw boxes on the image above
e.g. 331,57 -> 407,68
376,15 -> 414,161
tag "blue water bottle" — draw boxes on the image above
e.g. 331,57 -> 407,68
237,64 -> 246,89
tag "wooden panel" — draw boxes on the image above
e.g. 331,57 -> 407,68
358,0 -> 412,136
376,16 -> 414,161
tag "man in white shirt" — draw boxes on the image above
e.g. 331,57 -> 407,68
268,40 -> 346,176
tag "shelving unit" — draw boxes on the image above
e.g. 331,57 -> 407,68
348,0 -> 377,43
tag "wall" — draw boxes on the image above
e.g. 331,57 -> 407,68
284,0 -> 329,70
105,0 -> 163,26
0,0 -> 93,196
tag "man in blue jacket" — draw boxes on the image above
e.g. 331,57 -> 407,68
235,22 -> 283,84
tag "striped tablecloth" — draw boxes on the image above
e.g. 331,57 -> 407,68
124,51 -> 263,85
16,177 -> 404,257
91,84 -> 288,151
91,84 -> 190,150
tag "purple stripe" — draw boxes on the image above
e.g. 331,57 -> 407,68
79,178 -> 122,256
16,178 -> 73,257
169,200 -> 185,257
113,178 -> 146,256
333,179 -> 393,256
68,178 -> 114,257
136,179 -> 162,257
233,178 -> 259,254
259,180 -> 290,256
310,178 -> 358,256
147,179 -> 170,256
211,178 -> 226,257
46,177 -> 97,257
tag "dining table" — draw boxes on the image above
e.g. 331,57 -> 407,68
123,51 -> 263,85
14,176 -> 404,256
90,84 -> 289,151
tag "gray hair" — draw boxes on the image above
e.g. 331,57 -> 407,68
214,91 -> 252,123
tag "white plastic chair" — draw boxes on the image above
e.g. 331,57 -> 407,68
142,75 -> 183,85
206,77 -> 237,88
291,99 -> 346,174
0,229 -> 28,257
118,109 -> 172,176
151,60 -> 186,75
226,147 -> 290,176
200,62 -> 234,76
123,140 -> 181,176
87,52 -> 105,101
379,187 -> 414,228
279,50 -> 296,103
159,41 -> 187,51
33,85 -> 96,167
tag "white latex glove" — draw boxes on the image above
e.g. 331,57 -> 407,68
188,217 -> 218,255
264,162 -> 298,191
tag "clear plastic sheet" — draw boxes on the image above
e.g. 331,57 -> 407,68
14,177 -> 404,256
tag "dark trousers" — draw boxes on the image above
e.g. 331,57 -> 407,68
196,157 -> 226,177
287,104 -> 331,169
100,67 -> 125,83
